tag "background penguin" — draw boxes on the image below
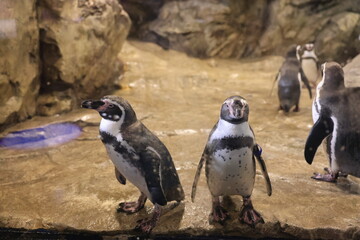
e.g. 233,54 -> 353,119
276,45 -> 312,112
81,95 -> 184,233
191,96 -> 272,226
305,62 -> 360,182
300,43 -> 320,88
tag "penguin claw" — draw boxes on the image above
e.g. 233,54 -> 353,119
209,206 -> 229,225
239,197 -> 264,227
117,201 -> 144,214
134,218 -> 157,234
311,172 -> 338,182
239,207 -> 264,227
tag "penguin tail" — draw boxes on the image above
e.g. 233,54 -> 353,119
283,104 -> 290,112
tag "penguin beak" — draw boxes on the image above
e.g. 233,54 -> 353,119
230,105 -> 244,119
81,100 -> 105,110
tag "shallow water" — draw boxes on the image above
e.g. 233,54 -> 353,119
0,41 -> 359,239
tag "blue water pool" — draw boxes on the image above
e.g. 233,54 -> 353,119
0,122 -> 82,149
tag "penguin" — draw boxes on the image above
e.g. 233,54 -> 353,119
276,45 -> 312,112
81,95 -> 185,233
191,96 -> 272,226
300,43 -> 320,88
305,62 -> 360,182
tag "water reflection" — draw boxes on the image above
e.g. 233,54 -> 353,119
0,122 -> 82,149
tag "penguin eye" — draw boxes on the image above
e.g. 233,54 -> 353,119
108,104 -> 115,108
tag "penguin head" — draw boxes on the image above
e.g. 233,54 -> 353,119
285,45 -> 298,59
220,96 -> 249,124
81,95 -> 137,124
321,62 -> 344,91
304,43 -> 314,51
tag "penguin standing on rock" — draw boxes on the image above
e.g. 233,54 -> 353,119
300,43 -> 320,88
191,96 -> 272,227
81,95 -> 184,233
276,45 -> 312,112
305,62 -> 360,182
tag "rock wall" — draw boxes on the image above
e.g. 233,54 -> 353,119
0,0 -> 131,129
0,0 -> 40,129
37,0 -> 131,116
126,0 -> 360,62
344,54 -> 360,88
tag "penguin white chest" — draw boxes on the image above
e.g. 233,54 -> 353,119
302,59 -> 318,83
104,140 -> 151,198
207,147 -> 255,197
206,120 -> 256,197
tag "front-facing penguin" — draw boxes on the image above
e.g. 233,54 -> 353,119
191,96 -> 272,226
81,95 -> 184,233
305,62 -> 360,182
300,43 -> 320,88
276,45 -> 312,112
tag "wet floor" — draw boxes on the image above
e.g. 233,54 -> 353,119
0,41 -> 359,239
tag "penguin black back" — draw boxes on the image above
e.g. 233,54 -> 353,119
277,45 -> 312,112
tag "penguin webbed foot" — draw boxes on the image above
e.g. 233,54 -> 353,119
323,167 -> 348,178
117,193 -> 147,214
209,205 -> 229,225
135,218 -> 157,234
117,201 -> 145,214
239,197 -> 264,227
311,168 -> 339,183
293,105 -> 299,112
134,204 -> 161,234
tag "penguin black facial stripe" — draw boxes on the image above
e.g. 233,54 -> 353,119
209,136 -> 254,152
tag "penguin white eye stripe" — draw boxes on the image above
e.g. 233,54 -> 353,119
240,99 -> 247,106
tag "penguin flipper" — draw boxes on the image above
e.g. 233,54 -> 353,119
269,72 -> 280,97
115,167 -> 126,185
253,144 -> 272,196
300,68 -> 312,98
140,148 -> 167,206
191,151 -> 207,202
304,116 -> 334,165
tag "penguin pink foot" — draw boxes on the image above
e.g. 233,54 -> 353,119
293,104 -> 299,112
209,198 -> 229,225
239,197 -> 264,227
135,204 -> 161,234
117,193 -> 147,214
311,168 -> 339,183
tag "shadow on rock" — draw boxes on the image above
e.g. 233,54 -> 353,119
336,177 -> 360,195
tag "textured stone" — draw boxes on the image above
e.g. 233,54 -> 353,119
316,12 -> 360,63
127,0 -> 360,61
37,0 -> 131,115
141,0 -> 269,58
344,54 -> 360,88
0,0 -> 39,129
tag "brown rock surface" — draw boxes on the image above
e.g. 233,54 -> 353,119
37,0 -> 131,115
0,0 -> 39,129
0,0 -> 131,129
128,0 -> 360,61
0,41 -> 359,239
344,54 -> 360,88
